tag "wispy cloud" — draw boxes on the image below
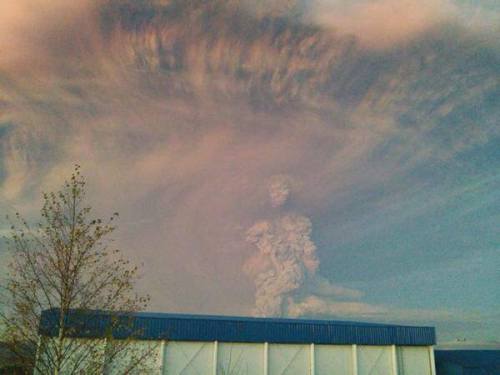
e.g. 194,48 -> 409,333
311,0 -> 500,48
0,0 -> 498,340
311,0 -> 455,48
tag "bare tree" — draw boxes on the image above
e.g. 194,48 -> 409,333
0,165 -> 157,374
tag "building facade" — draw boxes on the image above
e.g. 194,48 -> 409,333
37,309 -> 437,374
435,350 -> 500,375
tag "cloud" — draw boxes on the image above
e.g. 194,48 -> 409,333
268,175 -> 292,208
305,276 -> 363,299
0,0 -> 498,326
0,0 -> 100,72
244,213 -> 318,316
310,0 -> 456,49
287,296 -> 385,318
286,295 -> 481,325
243,177 -> 365,317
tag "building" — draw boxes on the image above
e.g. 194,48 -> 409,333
37,309 -> 437,374
435,350 -> 500,375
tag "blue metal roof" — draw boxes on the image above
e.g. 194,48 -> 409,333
39,309 -> 435,346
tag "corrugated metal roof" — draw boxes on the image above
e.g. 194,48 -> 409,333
39,309 -> 436,346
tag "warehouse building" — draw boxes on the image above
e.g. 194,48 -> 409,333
38,309 -> 437,374
435,350 -> 500,375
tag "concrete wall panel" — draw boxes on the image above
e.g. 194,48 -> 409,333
217,342 -> 264,375
268,344 -> 310,375
397,347 -> 432,375
316,344 -> 353,375
36,337 -> 435,375
357,345 -> 392,375
164,341 -> 214,375
105,340 -> 160,374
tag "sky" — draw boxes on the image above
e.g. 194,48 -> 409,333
0,0 -> 499,344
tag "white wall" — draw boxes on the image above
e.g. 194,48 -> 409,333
34,338 -> 161,375
164,341 -> 214,375
217,342 -> 264,375
357,345 -> 393,375
34,338 -> 107,374
315,344 -> 352,374
36,338 -> 436,375
268,344 -> 310,375
397,346 -> 434,375
161,341 -> 435,375
105,340 -> 160,374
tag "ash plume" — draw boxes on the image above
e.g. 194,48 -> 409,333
0,0 -> 498,326
244,176 -> 361,317
268,175 -> 292,208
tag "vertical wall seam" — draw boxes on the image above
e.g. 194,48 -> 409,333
429,346 -> 436,375
352,344 -> 358,375
310,343 -> 315,375
213,341 -> 218,375
158,340 -> 166,375
264,342 -> 269,375
391,345 -> 398,375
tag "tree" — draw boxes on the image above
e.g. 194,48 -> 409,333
0,166 -> 156,374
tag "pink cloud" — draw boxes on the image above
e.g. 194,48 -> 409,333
311,0 -> 456,49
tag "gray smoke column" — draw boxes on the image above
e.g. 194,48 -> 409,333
244,175 -> 365,317
268,175 -> 292,208
244,176 -> 317,316
246,214 -> 319,316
